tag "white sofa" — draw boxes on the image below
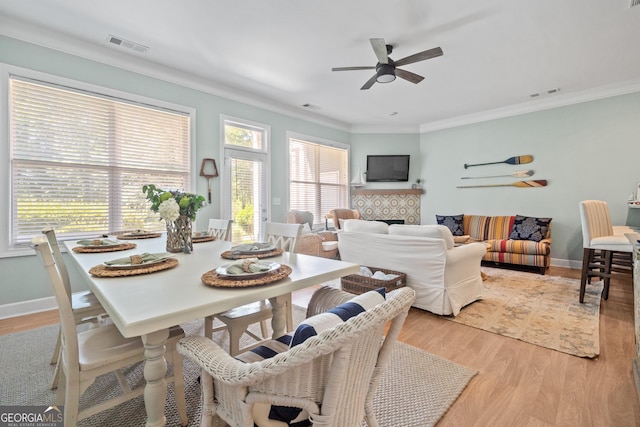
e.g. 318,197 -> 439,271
338,220 -> 487,316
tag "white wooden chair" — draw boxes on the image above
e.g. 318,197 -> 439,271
178,286 -> 416,427
204,222 -> 302,356
42,228 -> 107,390
208,218 -> 232,241
31,236 -> 188,426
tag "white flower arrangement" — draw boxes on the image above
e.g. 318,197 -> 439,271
157,198 -> 180,222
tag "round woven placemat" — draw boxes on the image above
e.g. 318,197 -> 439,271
220,248 -> 283,260
201,264 -> 292,288
72,243 -> 137,253
116,232 -> 162,239
193,235 -> 216,243
89,258 -> 179,277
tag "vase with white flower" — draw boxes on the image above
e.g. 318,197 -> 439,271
143,184 -> 206,253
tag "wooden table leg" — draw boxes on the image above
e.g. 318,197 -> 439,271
268,294 -> 289,339
142,329 -> 170,427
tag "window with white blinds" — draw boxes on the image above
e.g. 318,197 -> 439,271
288,136 -> 349,225
9,75 -> 192,247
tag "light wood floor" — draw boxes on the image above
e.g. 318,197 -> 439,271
2,266 -> 639,426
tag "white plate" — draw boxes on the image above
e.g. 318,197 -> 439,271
230,242 -> 275,254
79,240 -> 125,248
193,231 -> 211,238
215,261 -> 280,278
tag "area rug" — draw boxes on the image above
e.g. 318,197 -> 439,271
446,267 -> 603,358
0,306 -> 477,427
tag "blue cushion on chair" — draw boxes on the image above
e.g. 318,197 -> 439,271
289,288 -> 386,348
237,288 -> 386,426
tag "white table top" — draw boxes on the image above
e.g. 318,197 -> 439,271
64,237 -> 359,338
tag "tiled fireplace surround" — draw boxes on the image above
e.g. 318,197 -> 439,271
351,189 -> 423,225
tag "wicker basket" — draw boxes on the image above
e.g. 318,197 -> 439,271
341,266 -> 406,295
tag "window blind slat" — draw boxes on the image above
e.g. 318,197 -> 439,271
10,77 -> 192,246
288,138 -> 348,225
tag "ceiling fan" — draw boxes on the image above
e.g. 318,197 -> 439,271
332,38 -> 443,90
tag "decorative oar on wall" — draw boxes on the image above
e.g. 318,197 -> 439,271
464,155 -> 533,169
457,180 -> 548,189
461,169 -> 534,180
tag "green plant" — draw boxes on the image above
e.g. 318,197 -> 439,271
415,178 -> 423,184
142,184 -> 205,221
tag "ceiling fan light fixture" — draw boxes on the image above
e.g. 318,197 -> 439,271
376,64 -> 396,83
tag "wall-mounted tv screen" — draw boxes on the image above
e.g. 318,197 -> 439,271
366,155 -> 410,182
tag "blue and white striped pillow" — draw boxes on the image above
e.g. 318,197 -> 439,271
235,288 -> 386,426
289,288 -> 386,348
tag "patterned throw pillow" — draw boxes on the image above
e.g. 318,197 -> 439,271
509,215 -> 552,242
436,214 -> 464,236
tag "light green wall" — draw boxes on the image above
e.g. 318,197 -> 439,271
3,33 -> 640,310
420,92 -> 640,263
0,35 -> 350,306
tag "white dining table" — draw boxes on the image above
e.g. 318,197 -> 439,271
64,236 -> 359,427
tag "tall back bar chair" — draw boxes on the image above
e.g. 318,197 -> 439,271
579,200 -> 633,303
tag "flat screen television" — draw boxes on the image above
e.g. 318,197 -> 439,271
366,155 -> 410,182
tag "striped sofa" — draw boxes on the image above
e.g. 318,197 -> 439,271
462,215 -> 552,274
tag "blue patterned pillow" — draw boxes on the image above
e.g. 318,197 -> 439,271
436,214 -> 464,236
509,215 -> 552,242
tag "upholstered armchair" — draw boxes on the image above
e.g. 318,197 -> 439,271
338,220 -> 486,316
327,208 -> 361,229
286,210 -> 339,259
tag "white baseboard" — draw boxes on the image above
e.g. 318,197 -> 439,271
0,296 -> 57,320
550,257 -> 582,270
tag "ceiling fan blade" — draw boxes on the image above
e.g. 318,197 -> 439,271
370,38 -> 389,64
332,66 -> 376,72
360,74 -> 378,90
394,47 -> 443,67
395,68 -> 425,84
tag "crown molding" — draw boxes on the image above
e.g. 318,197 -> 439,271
0,17 -> 352,133
419,79 -> 640,133
3,15 -> 640,137
350,124 -> 421,134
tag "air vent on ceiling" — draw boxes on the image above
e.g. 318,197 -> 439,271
106,34 -> 149,53
632,0 -> 640,7
301,103 -> 321,110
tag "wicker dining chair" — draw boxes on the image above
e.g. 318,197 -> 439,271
179,286 -> 416,427
32,236 -> 188,427
42,228 -> 107,390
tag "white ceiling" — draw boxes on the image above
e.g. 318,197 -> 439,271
1,0 -> 640,133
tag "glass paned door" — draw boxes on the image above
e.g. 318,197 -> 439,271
223,150 -> 267,243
